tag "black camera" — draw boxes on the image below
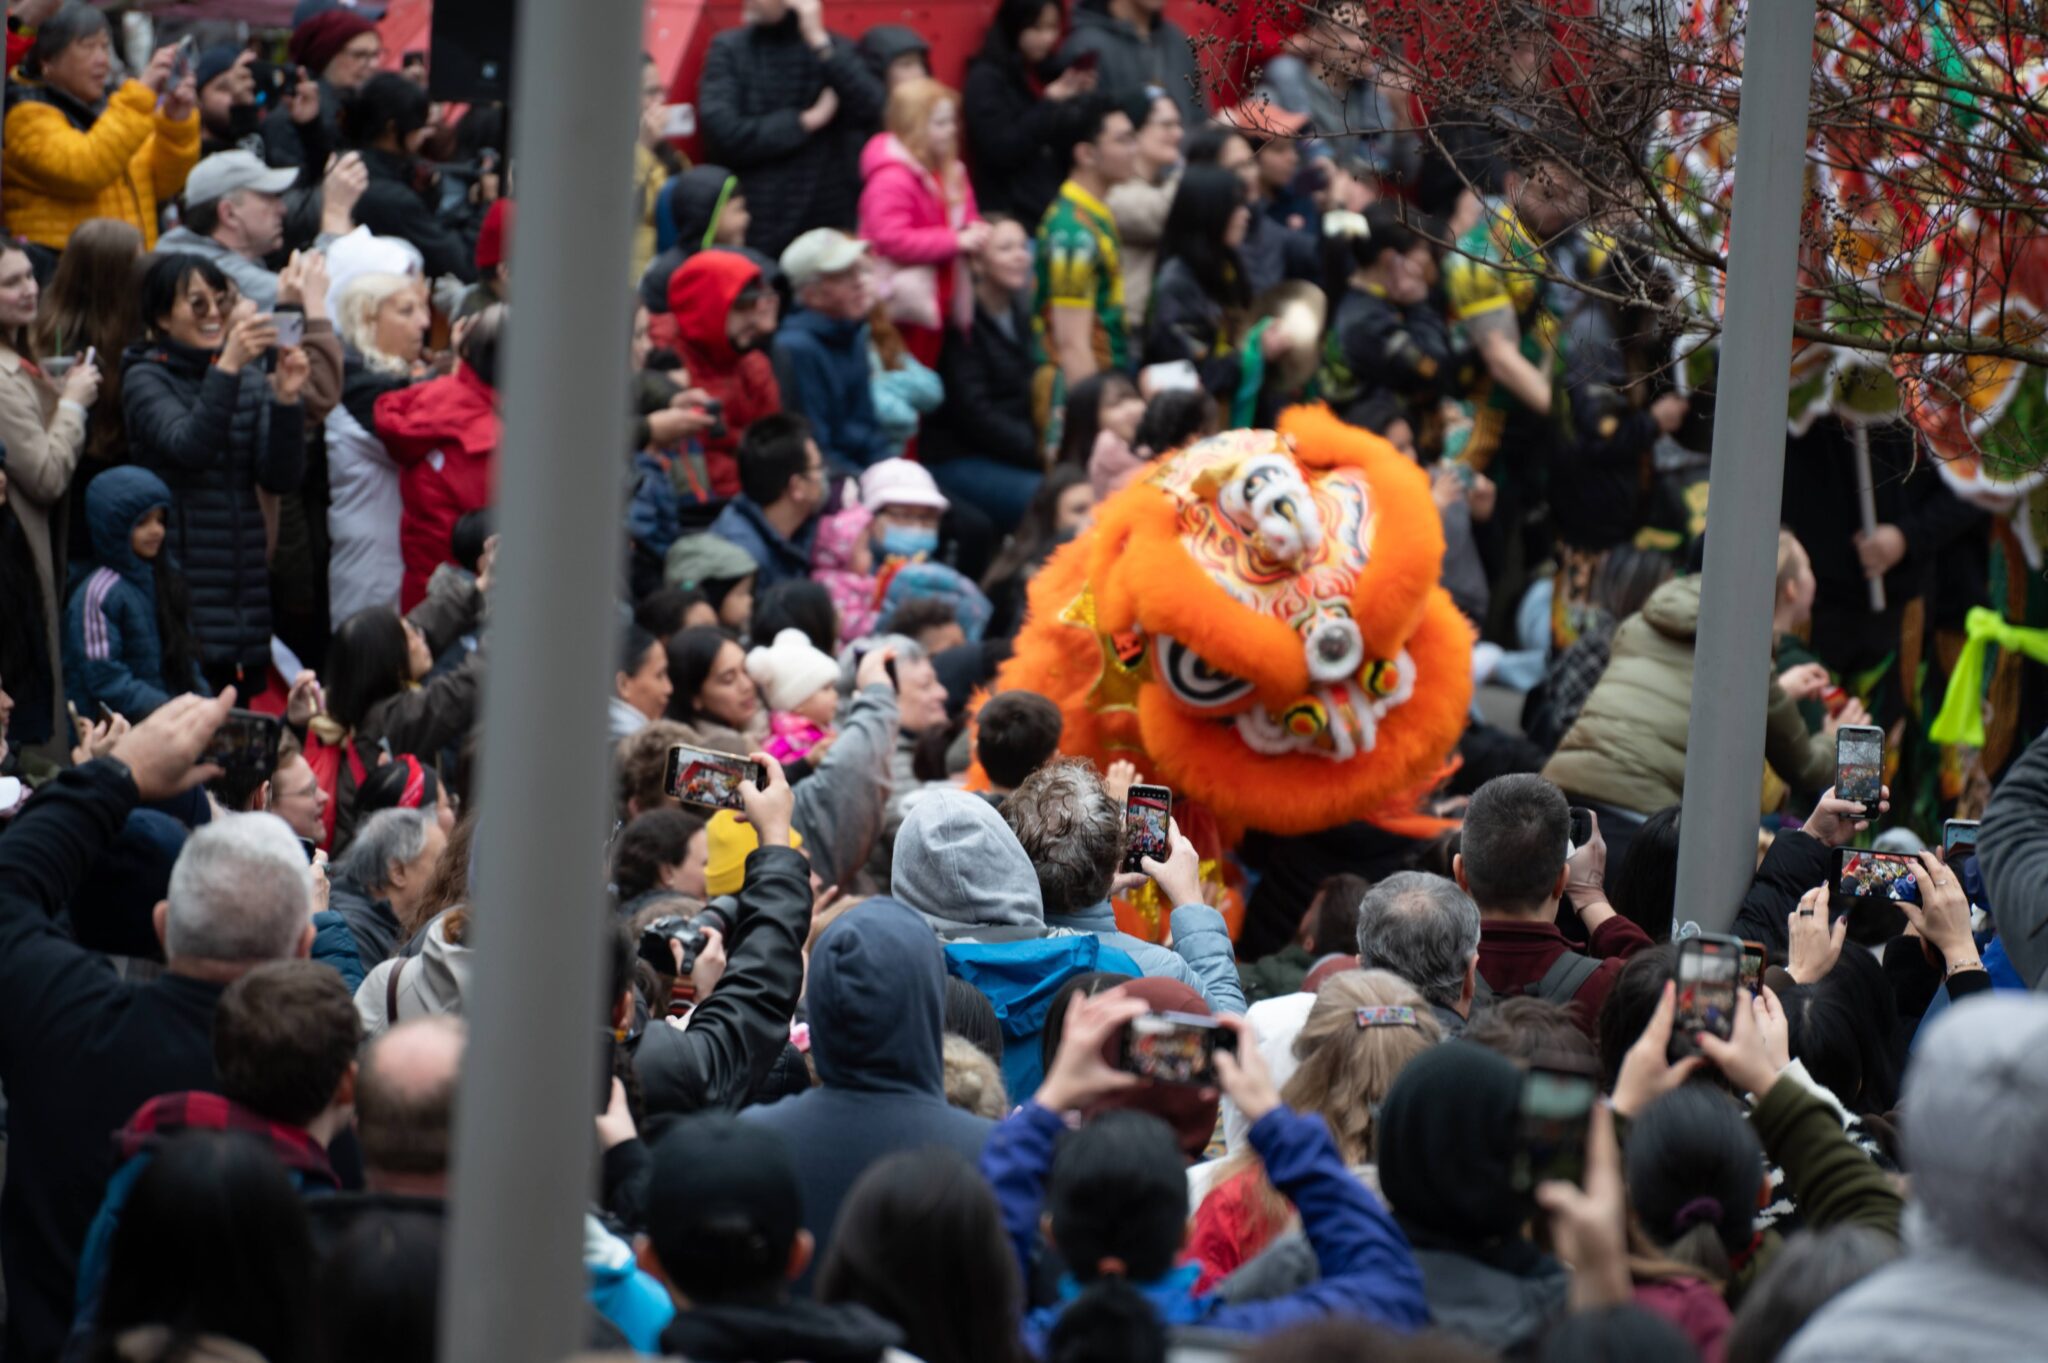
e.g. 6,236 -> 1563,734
637,905 -> 730,978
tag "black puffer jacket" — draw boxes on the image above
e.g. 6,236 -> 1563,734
122,339 -> 306,672
351,146 -> 479,283
697,14 -> 885,260
924,294 -> 1039,471
963,52 -> 1066,228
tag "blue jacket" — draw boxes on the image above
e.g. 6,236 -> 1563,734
945,935 -> 1142,1099
627,450 -> 688,566
984,1102 -> 1430,1356
707,494 -> 818,589
772,307 -> 892,473
1046,901 -> 1249,1017
61,467 -> 204,719
743,897 -> 992,1294
311,910 -> 369,993
870,346 -> 943,456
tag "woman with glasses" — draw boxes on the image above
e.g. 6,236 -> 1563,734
1107,88 -> 1186,328
122,253 -> 312,694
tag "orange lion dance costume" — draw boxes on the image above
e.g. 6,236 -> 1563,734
997,406 -> 1474,851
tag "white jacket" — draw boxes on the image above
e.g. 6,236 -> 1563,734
325,400 -> 404,625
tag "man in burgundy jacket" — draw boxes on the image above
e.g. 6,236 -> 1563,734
1458,773 -> 1653,1037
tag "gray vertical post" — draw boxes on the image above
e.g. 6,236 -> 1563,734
1673,0 -> 1819,932
436,0 -> 641,1355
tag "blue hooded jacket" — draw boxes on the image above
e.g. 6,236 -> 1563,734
62,467 -> 202,719
771,307 -> 893,474
741,896 -> 993,1294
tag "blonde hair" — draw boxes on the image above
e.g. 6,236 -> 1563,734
941,1034 -> 1008,1119
1775,529 -> 1807,601
335,272 -> 423,376
886,77 -> 964,192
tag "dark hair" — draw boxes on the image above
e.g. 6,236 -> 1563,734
636,585 -> 709,639
458,302 -> 507,387
450,509 -> 492,574
341,71 -> 431,151
882,596 -> 959,644
1038,970 -> 1135,1084
1157,164 -> 1250,308
943,977 -> 1004,1064
750,578 -> 837,655
1054,90 -> 1124,165
214,961 -> 362,1127
23,1 -> 109,80
314,1208 -> 443,1363
1055,372 -> 1139,465
153,559 -> 205,709
1592,544 -> 1675,620
91,1132 -> 315,1363
1625,1084 -> 1765,1281
1047,1111 -> 1187,1283
1538,1304 -> 1700,1363
326,607 -> 414,732
611,808 -> 705,902
1597,944 -> 1676,1087
1609,805 -> 1680,942
1183,125 -> 1250,167
1778,948 -> 1905,1115
1307,873 -> 1370,958
975,0 -> 1060,75
355,754 -> 444,819
37,218 -> 145,462
664,625 -> 741,723
1722,1226 -> 1900,1363
139,253 -> 232,338
976,690 -> 1063,789
817,1150 -> 1026,1363
1046,1278 -> 1166,1363
736,412 -> 813,507
618,621 -> 662,681
1462,996 -> 1596,1068
1459,774 -> 1569,912
1132,388 -> 1216,457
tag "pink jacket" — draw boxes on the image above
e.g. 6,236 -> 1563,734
858,132 -> 979,332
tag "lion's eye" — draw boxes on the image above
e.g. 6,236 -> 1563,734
1157,636 -> 1255,709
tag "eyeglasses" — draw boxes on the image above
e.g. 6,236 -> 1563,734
185,289 -> 239,319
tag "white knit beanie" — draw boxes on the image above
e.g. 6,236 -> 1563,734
745,629 -> 841,715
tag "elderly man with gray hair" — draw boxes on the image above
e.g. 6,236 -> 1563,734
328,808 -> 448,975
1356,871 -> 1483,1036
0,692 -> 319,1362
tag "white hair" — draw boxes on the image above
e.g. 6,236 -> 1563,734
165,812 -> 313,963
334,271 -> 422,375
336,808 -> 433,896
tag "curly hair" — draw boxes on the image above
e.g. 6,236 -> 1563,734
1001,758 -> 1123,917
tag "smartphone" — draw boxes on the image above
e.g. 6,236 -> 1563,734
297,836 -> 319,864
1123,784 -> 1172,872
1672,933 -> 1743,1058
95,700 -> 116,724
1511,1062 -> 1599,1194
83,345 -> 97,370
699,395 -> 727,440
1567,806 -> 1594,856
1113,1010 -> 1235,1086
1739,940 -> 1767,990
663,744 -> 765,813
200,709 -> 283,784
659,102 -> 696,139
1834,847 -> 1922,906
1942,818 -> 1981,890
1834,724 -> 1885,808
174,34 -> 196,80
272,310 -> 305,349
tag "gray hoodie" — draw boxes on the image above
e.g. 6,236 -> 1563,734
1057,2 -> 1206,125
892,789 -> 1047,940
354,908 -> 470,1038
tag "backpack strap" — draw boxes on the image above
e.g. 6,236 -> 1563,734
1527,949 -> 1603,1006
384,957 -> 406,1029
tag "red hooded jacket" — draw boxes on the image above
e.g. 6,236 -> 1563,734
374,364 -> 500,610
668,250 -> 781,497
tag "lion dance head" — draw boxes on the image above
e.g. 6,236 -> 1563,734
998,406 -> 1474,839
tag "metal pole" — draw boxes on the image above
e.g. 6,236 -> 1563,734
437,0 -> 641,1355
1673,0 -> 1819,933
1850,424 -> 1887,611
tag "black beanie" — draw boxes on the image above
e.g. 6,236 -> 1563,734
1376,1040 -> 1526,1245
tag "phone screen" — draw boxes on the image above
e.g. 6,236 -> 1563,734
663,745 -> 764,813
1115,1010 -> 1234,1086
1513,1065 -> 1598,1193
1567,806 -> 1593,855
1942,819 -> 1981,894
1835,848 -> 1922,905
272,311 -> 305,348
200,709 -> 282,784
1835,726 -> 1884,806
1122,785 -> 1172,872
1740,940 -> 1766,991
1673,934 -> 1742,1056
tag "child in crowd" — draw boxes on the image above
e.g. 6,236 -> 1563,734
1093,388 -> 1220,499
746,628 -> 843,767
811,505 -> 879,643
1054,371 -> 1145,468
62,467 -> 204,719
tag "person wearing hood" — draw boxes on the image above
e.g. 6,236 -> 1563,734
2,3 -> 200,252
61,467 -> 204,718
124,250 -> 317,693
1375,1040 -> 1571,1355
773,230 -> 895,474
639,164 -> 762,328
1056,0 -> 1206,125
669,248 -> 784,496
741,895 -> 995,1295
643,1116 -> 917,1363
857,25 -> 931,93
858,78 -> 987,370
698,0 -> 888,260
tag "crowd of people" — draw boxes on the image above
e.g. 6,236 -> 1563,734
0,0 -> 2045,1360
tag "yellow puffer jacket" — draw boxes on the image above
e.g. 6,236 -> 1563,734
2,80 -> 200,250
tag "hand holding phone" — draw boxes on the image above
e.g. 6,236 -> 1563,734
1122,784 -> 1172,872
1671,933 -> 1743,1058
199,708 -> 283,784
1513,1062 -> 1600,1194
1114,1009 -> 1237,1087
272,311 -> 305,349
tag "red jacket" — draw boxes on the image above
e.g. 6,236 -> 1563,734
668,250 -> 781,497
374,364 -> 499,609
1475,915 -> 1655,1038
